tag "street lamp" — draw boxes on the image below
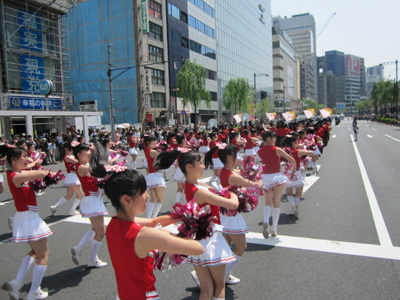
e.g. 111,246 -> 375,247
254,73 -> 269,103
379,59 -> 398,119
283,86 -> 294,113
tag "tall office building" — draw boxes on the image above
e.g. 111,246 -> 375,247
317,56 -> 327,106
367,65 -> 384,79
366,65 -> 384,98
345,54 -> 365,108
325,50 -> 345,76
166,0 -> 218,123
216,0 -> 273,120
273,13 -> 317,100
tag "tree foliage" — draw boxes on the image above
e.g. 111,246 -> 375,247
256,97 -> 275,119
176,61 -> 211,119
370,80 -> 397,115
355,98 -> 373,113
302,99 -> 324,111
222,78 -> 250,115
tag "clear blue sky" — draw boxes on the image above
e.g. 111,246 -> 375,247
271,0 -> 400,80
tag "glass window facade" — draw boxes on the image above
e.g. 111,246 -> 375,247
148,0 -> 162,19
216,0 -> 273,107
149,45 -> 163,62
188,0 -> 215,18
151,69 -> 164,85
151,92 -> 166,108
149,22 -> 162,41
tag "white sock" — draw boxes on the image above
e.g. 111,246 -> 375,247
133,161 -> 136,170
29,264 -> 47,293
175,192 -> 182,203
55,197 -> 66,209
151,203 -> 162,218
216,178 -> 221,186
89,240 -> 102,260
147,202 -> 154,218
263,206 -> 271,223
78,229 -> 95,248
294,197 -> 300,205
180,193 -> 186,203
210,174 -> 217,182
225,254 -> 241,277
16,255 -> 36,283
287,195 -> 296,206
70,198 -> 81,212
272,208 -> 281,227
212,297 -> 225,300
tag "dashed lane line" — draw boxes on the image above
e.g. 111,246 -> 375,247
385,134 -> 400,143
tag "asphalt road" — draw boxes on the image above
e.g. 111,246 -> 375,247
1,120 -> 400,299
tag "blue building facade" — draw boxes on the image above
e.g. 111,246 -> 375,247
67,0 -> 137,125
325,50 -> 345,76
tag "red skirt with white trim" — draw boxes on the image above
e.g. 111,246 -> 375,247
12,210 -> 52,243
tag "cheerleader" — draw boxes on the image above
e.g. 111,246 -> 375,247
281,135 -> 315,216
217,145 -> 263,285
153,149 -> 239,300
70,143 -> 108,268
258,130 -> 296,238
208,132 -> 223,186
243,130 -> 261,157
144,135 -> 166,218
199,132 -> 210,155
50,142 -> 83,216
4,146 -> 51,300
127,132 -> 139,170
173,134 -> 187,203
89,147 -> 203,300
229,131 -> 246,170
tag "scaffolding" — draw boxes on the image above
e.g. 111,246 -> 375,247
0,0 -> 74,110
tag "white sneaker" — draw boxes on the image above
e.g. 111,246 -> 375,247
8,217 -> 14,230
68,210 -> 80,216
50,206 -> 57,216
71,245 -> 82,265
24,288 -> 48,300
7,279 -> 22,300
262,222 -> 270,239
191,270 -> 201,288
87,256 -> 107,268
270,226 -> 278,236
288,206 -> 294,216
293,204 -> 299,217
225,274 -> 240,285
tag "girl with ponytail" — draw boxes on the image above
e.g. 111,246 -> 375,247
4,146 -> 52,300
243,130 -> 262,157
71,143 -> 108,269
218,144 -> 263,285
90,146 -> 203,300
154,149 -> 239,300
143,135 -> 166,218
229,131 -> 246,170
280,134 -> 315,217
207,132 -> 223,186
173,134 -> 188,203
258,130 -> 296,238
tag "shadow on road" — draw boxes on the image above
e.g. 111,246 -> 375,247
182,285 -> 238,299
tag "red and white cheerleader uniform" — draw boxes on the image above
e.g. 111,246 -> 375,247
144,148 -> 166,189
286,149 -> 306,189
219,168 -> 248,235
107,218 -> 159,300
199,138 -> 210,153
185,182 -> 235,266
258,146 -> 289,189
209,141 -> 223,170
63,155 -> 80,187
128,137 -> 138,155
7,171 -> 52,242
244,136 -> 256,157
230,138 -> 243,162
76,163 -> 107,218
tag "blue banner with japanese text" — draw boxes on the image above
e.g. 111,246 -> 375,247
18,10 -> 43,52
20,54 -> 45,93
10,96 -> 62,110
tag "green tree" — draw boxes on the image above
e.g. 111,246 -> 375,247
302,99 -> 324,111
222,78 -> 250,115
176,61 -> 211,123
372,80 -> 394,116
256,97 -> 275,119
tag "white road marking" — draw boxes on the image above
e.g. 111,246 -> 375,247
332,134 -> 337,138
350,134 -> 393,247
367,134 -> 373,138
372,128 -> 377,131
63,216 -> 400,261
385,134 -> 400,143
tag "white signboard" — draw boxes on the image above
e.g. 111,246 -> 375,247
142,34 -> 148,63
144,69 -> 152,94
145,94 -> 150,110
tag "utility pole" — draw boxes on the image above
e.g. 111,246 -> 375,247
107,42 -> 115,141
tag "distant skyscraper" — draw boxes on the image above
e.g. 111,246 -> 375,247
325,50 -> 345,76
366,65 -> 384,98
345,54 -> 365,108
273,13 -> 317,100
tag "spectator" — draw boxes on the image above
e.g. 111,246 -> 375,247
47,139 -> 57,164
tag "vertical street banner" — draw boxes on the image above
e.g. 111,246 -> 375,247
141,0 -> 149,34
20,54 -> 45,93
18,10 -> 43,52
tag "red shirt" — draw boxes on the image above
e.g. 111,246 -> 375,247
185,182 -> 220,224
209,141 -> 219,158
202,139 -> 209,147
106,218 -> 157,300
217,134 -> 226,142
245,136 -> 255,149
129,137 -> 136,148
270,127 -> 277,133
169,137 -> 178,149
64,155 -> 76,173
144,148 -> 155,173
76,163 -> 100,197
276,128 -> 289,137
220,167 -> 234,187
7,171 -> 37,212
290,149 -> 301,171
258,146 -> 281,174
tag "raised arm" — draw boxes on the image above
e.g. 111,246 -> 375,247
276,147 -> 297,171
13,169 -> 49,187
195,188 -> 238,209
229,173 -> 263,189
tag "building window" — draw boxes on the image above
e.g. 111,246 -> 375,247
149,22 -> 162,41
188,0 -> 214,18
206,69 -> 217,80
169,31 -> 189,48
189,39 -> 216,60
181,36 -> 188,48
210,91 -> 217,101
148,0 -> 162,19
151,92 -> 166,108
188,15 -> 215,39
180,10 -> 188,23
151,69 -> 164,85
149,45 -> 163,62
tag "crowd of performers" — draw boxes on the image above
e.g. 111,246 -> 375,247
0,117 -> 331,300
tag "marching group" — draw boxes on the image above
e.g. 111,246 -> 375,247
1,117 -> 331,300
